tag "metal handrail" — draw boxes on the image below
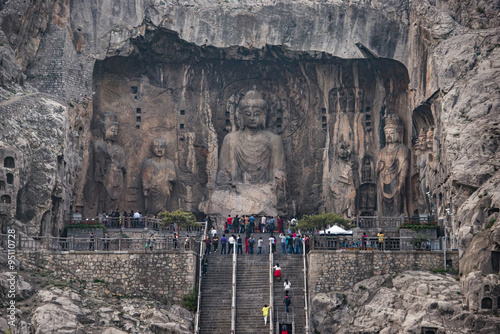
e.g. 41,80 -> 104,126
231,237 -> 237,334
66,216 -> 203,233
194,224 -> 207,333
0,234 -> 199,253
269,238 -> 274,334
276,306 -> 295,329
302,237 -> 309,334
310,236 -> 456,251
355,215 -> 436,229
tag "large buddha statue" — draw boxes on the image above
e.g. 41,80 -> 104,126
377,114 -> 409,216
94,112 -> 126,213
207,89 -> 287,218
217,90 -> 286,187
142,138 -> 177,215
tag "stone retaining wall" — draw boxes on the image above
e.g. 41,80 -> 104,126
308,250 -> 459,293
18,250 -> 197,303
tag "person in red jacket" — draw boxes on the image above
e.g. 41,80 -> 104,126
226,214 -> 233,233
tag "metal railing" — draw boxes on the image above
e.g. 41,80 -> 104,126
269,239 -> 274,334
194,225 -> 207,333
276,306 -> 295,332
356,215 -> 436,229
231,238 -> 237,334
310,235 -> 455,251
302,237 -> 309,334
0,234 -> 199,253
67,216 -> 203,233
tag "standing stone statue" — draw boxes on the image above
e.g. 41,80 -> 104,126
426,127 -> 434,150
377,114 -> 409,216
217,89 -> 286,187
94,112 -> 126,213
329,138 -> 355,217
142,138 -> 177,215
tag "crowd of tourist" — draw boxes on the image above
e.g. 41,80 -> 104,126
216,214 -> 299,237
201,224 -> 310,256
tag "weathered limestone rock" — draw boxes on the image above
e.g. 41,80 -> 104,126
0,272 -> 35,302
311,271 -> 500,334
22,286 -> 194,334
0,0 -> 498,331
102,328 -> 128,334
462,271 -> 500,312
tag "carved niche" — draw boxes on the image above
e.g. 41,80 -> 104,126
0,142 -> 21,220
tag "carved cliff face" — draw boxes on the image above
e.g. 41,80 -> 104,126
78,31 -> 410,218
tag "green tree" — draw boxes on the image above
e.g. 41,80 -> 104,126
158,209 -> 200,233
296,212 -> 350,232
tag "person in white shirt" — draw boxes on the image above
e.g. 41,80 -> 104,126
284,278 -> 291,292
210,227 -> 217,238
257,237 -> 264,254
269,235 -> 276,254
228,235 -> 235,254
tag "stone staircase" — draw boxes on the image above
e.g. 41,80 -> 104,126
235,254 -> 270,333
198,233 -> 304,333
273,253 -> 307,333
199,253 -> 233,334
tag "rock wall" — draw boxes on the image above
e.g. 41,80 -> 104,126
18,250 -> 197,303
0,0 -> 499,323
308,250 -> 459,293
0,0 -> 496,230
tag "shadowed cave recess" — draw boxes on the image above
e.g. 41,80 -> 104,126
82,29 -> 415,221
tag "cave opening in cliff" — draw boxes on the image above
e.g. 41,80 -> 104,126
85,29 -> 412,218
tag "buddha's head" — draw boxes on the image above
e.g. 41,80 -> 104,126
100,112 -> 119,142
239,90 -> 268,129
151,138 -> 167,157
384,114 -> 404,144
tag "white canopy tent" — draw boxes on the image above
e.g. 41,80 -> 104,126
318,224 -> 353,235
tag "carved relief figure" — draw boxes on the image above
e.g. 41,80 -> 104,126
377,114 -> 409,216
142,138 -> 177,215
94,112 -> 126,213
359,183 -> 376,215
416,127 -> 427,151
361,156 -> 373,183
330,139 -> 355,217
426,127 -> 434,150
217,90 -> 286,188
